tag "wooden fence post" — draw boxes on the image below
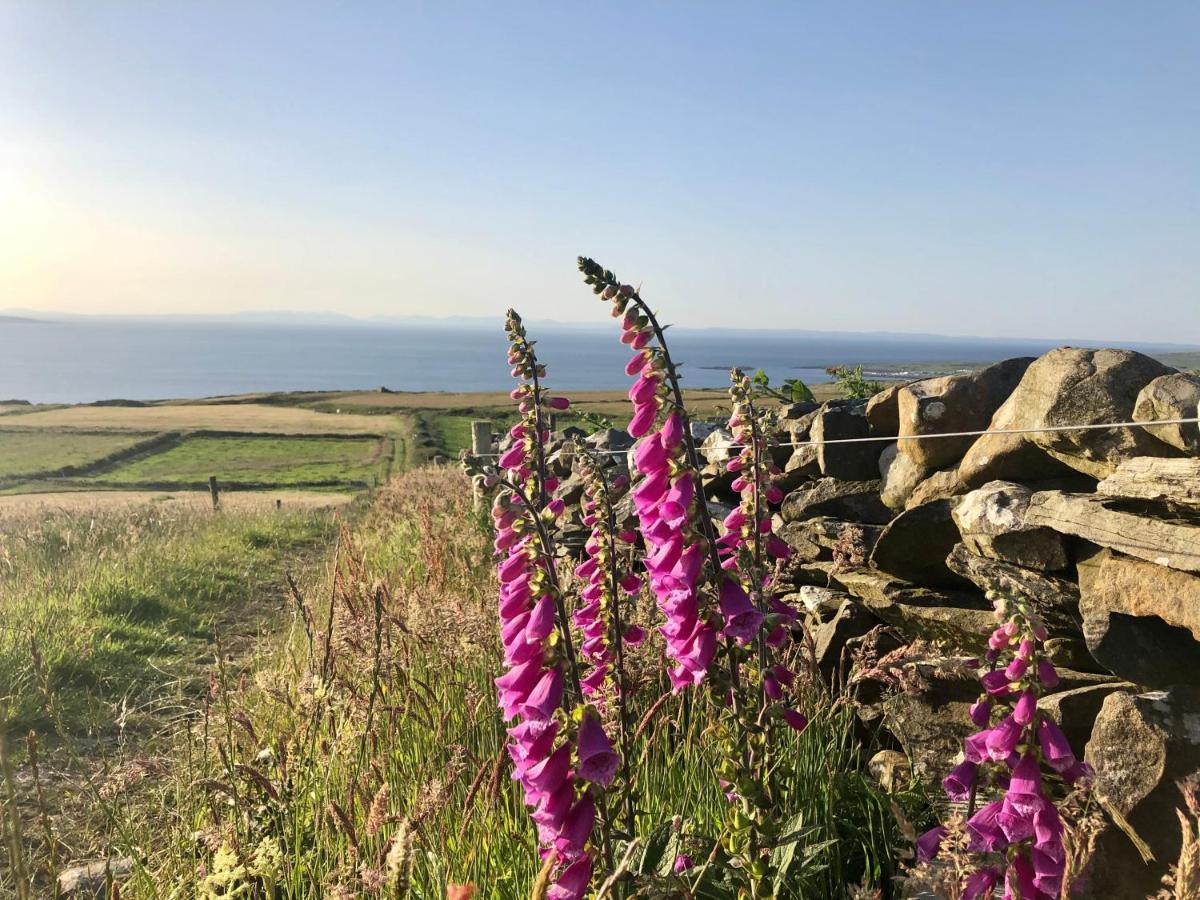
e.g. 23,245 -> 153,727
470,420 -> 493,511
208,476 -> 220,510
470,420 -> 492,456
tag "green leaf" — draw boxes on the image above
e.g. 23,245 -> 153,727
781,378 -> 815,403
635,822 -> 675,875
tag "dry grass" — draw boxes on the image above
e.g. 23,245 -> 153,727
0,404 -> 394,434
315,385 -> 841,414
0,489 -> 353,523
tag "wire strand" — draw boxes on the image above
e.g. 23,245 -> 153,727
465,416 -> 1200,458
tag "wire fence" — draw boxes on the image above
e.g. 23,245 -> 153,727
465,416 -> 1200,458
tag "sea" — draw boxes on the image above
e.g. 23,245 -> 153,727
0,317 -> 1195,405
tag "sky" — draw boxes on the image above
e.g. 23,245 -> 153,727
1,2 -> 1198,342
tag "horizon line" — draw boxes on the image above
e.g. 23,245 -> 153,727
2,307 -> 1199,353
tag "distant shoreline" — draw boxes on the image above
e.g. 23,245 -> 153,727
2,315 -> 1196,405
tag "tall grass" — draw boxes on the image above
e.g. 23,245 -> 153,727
83,468 -> 925,898
0,504 -> 335,739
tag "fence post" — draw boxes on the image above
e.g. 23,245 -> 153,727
470,420 -> 493,511
470,420 -> 492,456
208,476 -> 220,510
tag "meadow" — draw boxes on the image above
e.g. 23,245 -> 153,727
0,363 -> 940,898
0,468 -> 924,898
0,431 -> 158,482
0,386 -> 803,506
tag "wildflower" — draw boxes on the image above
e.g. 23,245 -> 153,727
492,311 -> 616,899
548,855 -> 593,900
917,826 -> 947,862
963,867 -> 1000,899
577,713 -> 619,787
717,577 -> 764,643
942,760 -> 978,801
926,588 -> 1085,897
1037,718 -> 1077,775
783,709 -> 808,732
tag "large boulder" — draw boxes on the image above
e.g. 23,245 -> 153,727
868,657 -> 1116,782
588,427 -> 635,452
1085,688 -> 1200,899
1134,372 -> 1200,454
835,570 -> 992,652
58,859 -> 134,897
865,383 -> 906,437
812,598 -> 881,681
896,358 -> 1033,470
879,443 -> 929,511
983,348 -> 1177,479
786,585 -> 851,617
1038,683 -> 1135,756
904,467 -> 964,509
700,428 -> 738,467
779,406 -> 819,447
781,478 -> 892,525
1079,549 -> 1200,688
877,657 -> 981,782
775,521 -> 824,561
957,396 -> 1081,488
777,516 -> 883,559
783,442 -> 821,483
951,480 -> 1068,571
811,400 -> 879,481
777,400 -> 825,429
869,499 -> 969,588
945,543 -> 1081,638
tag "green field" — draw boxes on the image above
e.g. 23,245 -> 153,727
0,504 -> 335,738
79,433 -> 392,489
0,430 -> 156,480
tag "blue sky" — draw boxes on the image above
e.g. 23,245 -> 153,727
1,2 -> 1197,341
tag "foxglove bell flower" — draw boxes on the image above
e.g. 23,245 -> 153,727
493,310 -> 610,899
577,713 -> 619,787
588,266 -> 720,691
924,587 -> 1085,898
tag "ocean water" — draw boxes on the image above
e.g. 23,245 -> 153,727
0,317 -> 1191,404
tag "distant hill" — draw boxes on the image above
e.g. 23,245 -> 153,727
0,315 -> 46,324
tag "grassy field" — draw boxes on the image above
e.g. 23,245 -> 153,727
2,468 -> 920,900
78,434 -> 392,489
0,403 -> 392,435
0,371 -> 924,897
0,430 -> 156,480
0,397 -> 407,501
0,489 -> 352,522
0,503 -> 339,739
0,385 -> 826,501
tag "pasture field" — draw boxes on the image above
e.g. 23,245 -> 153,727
78,434 -> 392,489
0,402 -> 391,434
0,430 -> 155,480
0,387 -> 786,496
0,501 -> 338,739
0,398 -> 407,498
0,488 -> 352,522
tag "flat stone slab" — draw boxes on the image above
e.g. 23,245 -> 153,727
1097,457 -> 1200,507
1025,490 -> 1200,573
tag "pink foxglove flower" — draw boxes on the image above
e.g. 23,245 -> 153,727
576,713 -> 619,787
925,588 -> 1085,898
492,310 -> 614,898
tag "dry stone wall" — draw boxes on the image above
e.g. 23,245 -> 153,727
479,344 -> 1199,895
